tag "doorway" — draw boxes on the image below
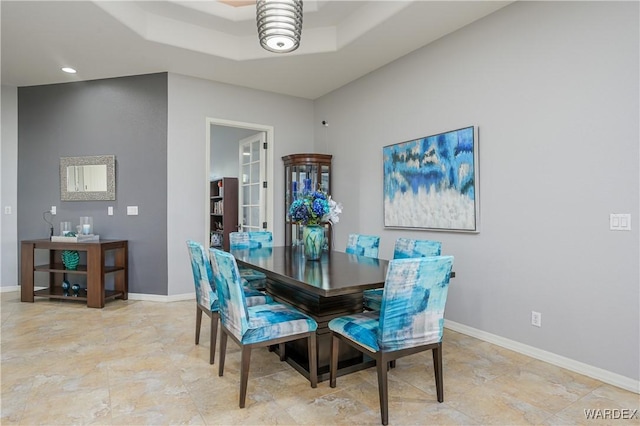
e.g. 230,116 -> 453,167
205,118 -> 274,245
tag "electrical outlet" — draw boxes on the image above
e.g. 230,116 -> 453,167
50,206 -> 56,215
108,206 -> 114,216
531,311 -> 542,327
4,206 -> 11,214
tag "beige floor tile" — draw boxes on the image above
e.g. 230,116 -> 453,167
445,377 -> 556,424
285,388 -> 374,425
552,384 -> 640,425
1,291 -> 637,425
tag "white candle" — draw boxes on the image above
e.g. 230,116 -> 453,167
82,224 -> 91,235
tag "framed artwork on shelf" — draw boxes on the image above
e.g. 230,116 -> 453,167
383,126 -> 479,232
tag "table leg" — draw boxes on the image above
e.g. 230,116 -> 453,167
114,243 -> 128,300
86,245 -> 104,308
20,242 -> 35,302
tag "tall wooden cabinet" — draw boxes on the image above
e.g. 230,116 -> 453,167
282,153 -> 333,248
210,177 -> 238,251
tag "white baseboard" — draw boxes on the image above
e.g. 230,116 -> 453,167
127,292 -> 195,302
0,287 -> 195,303
0,285 -> 46,292
444,319 -> 640,394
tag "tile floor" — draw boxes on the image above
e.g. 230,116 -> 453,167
1,292 -> 638,425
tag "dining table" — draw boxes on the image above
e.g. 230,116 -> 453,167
230,245 -> 388,382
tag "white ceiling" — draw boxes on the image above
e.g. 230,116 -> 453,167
1,1 -> 512,99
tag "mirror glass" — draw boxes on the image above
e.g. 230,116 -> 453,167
66,165 -> 108,192
60,155 -> 115,201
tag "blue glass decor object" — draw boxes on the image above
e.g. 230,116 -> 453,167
61,250 -> 80,270
61,280 -> 70,295
303,225 -> 324,261
71,283 -> 80,297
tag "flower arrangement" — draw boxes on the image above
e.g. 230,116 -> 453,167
288,185 -> 342,226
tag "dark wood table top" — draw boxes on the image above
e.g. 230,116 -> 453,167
21,239 -> 128,250
230,246 -> 388,298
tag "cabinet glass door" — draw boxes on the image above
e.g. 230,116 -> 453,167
283,154 -> 332,247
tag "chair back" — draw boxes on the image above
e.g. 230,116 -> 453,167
186,240 -> 217,310
209,248 -> 251,341
393,238 -> 442,259
229,232 -> 250,249
378,256 -> 454,351
346,234 -> 380,258
248,231 -> 273,247
230,231 -> 273,249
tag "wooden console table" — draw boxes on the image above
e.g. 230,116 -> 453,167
21,239 -> 128,308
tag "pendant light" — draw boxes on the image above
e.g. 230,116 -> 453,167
256,0 -> 303,53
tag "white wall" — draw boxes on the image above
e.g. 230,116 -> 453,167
167,73 -> 315,295
1,85 -> 18,288
314,2 -> 639,382
210,125 -> 257,180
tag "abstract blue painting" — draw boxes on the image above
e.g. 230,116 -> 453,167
383,126 -> 479,232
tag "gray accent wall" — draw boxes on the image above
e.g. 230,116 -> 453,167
314,2 -> 639,381
17,73 -> 168,295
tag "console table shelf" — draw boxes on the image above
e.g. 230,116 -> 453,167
33,287 -> 122,302
21,239 -> 128,308
33,263 -> 123,274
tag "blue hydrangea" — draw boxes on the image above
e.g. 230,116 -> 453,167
289,190 -> 332,225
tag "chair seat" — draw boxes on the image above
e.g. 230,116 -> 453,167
209,287 -> 271,310
242,303 -> 318,345
328,311 -> 380,352
242,277 -> 267,291
363,288 -> 383,311
243,287 -> 273,307
239,266 -> 267,281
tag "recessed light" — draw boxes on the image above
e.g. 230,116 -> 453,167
61,67 -> 77,74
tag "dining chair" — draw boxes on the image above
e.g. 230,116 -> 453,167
345,233 -> 380,258
363,237 -> 442,311
229,231 -> 273,290
329,255 -> 454,426
209,248 -> 318,408
186,240 -> 273,364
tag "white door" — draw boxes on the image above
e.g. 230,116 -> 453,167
238,133 -> 267,232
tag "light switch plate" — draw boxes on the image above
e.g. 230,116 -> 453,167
610,213 -> 631,231
127,206 -> 138,216
108,206 -> 114,216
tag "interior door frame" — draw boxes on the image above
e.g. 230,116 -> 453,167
205,117 -> 274,245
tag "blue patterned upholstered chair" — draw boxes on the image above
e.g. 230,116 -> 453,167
329,256 -> 454,425
209,248 -> 318,408
345,233 -> 380,258
186,240 -> 273,364
363,238 -> 442,311
229,231 -> 273,290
